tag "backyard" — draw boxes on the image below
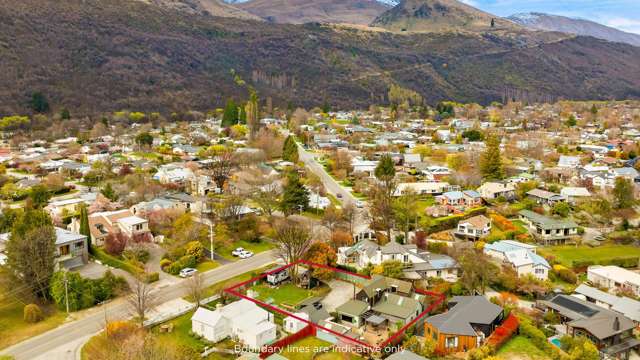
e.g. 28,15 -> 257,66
539,245 -> 640,268
250,283 -> 329,308
496,336 -> 551,360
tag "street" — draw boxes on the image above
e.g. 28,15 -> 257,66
0,250 -> 277,360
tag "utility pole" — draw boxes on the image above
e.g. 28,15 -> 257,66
64,271 -> 70,314
209,220 -> 214,261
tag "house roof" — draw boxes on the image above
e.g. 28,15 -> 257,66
386,350 -> 429,360
335,300 -> 369,316
426,296 -> 503,336
372,293 -> 421,319
55,227 -> 86,245
519,210 -> 577,230
574,284 -> 640,322
460,215 -> 491,229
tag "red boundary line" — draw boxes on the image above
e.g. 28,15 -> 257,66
223,260 -> 446,352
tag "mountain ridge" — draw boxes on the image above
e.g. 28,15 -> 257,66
508,12 -> 640,47
0,0 -> 639,115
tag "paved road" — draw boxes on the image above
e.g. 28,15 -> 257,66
1,250 -> 277,360
296,143 -> 370,234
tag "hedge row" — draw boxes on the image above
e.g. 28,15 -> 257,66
93,247 -> 159,283
427,207 -> 487,234
572,256 -> 639,270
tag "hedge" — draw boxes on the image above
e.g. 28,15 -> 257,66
427,207 -> 487,234
572,256 -> 639,270
93,247 -> 159,283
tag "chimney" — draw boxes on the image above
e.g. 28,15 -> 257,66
614,317 -> 620,331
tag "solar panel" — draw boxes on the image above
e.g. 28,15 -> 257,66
551,296 -> 598,317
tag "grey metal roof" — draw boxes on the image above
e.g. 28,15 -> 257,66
386,350 -> 430,360
426,296 -> 503,336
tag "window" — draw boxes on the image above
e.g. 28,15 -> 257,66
445,336 -> 458,348
74,242 -> 84,249
403,254 -> 409,263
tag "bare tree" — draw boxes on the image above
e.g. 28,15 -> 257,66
206,149 -> 236,190
210,194 -> 246,223
273,219 -> 313,283
321,205 -> 343,235
127,277 -> 157,325
186,273 -> 204,308
341,203 -> 358,236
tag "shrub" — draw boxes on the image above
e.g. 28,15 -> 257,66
556,268 -> 577,284
185,241 -> 204,261
159,258 -> 172,270
23,304 -> 43,323
143,272 -> 159,283
104,232 -> 129,256
165,255 -> 197,275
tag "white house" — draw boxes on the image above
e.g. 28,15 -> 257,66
455,215 -> 491,240
152,164 -> 194,184
351,158 -> 378,177
308,192 -> 331,210
191,299 -> 276,349
484,240 -> 550,280
477,182 -> 516,200
284,312 -> 309,334
393,182 -> 455,197
588,265 -> 640,298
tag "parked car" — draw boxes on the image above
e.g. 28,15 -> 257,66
355,200 -> 364,208
179,268 -> 198,278
337,194 -> 343,199
238,251 -> 254,259
232,247 -> 246,256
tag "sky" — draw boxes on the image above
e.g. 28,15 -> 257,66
460,0 -> 640,34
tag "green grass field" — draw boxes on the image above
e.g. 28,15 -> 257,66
216,239 -> 274,261
196,260 -> 220,272
278,337 -> 334,360
251,283 -> 324,308
0,270 -> 67,350
539,245 -> 640,267
497,336 -> 551,360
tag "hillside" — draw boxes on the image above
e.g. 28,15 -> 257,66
236,0 -> 390,25
0,0 -> 639,115
509,12 -> 640,47
139,0 -> 261,20
371,0 -> 519,33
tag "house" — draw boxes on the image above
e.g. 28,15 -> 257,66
336,275 -> 423,329
393,182 -> 456,197
283,312 -> 310,333
484,240 -> 550,280
53,227 -> 89,269
455,215 -> 491,240
152,164 -> 194,184
351,158 -> 379,177
69,209 -> 150,246
191,299 -> 276,349
337,240 -> 459,282
386,350 -> 430,360
45,197 -> 92,218
130,196 -> 190,215
425,296 -> 504,354
436,190 -> 482,210
574,284 -> 640,323
558,155 -> 581,168
518,210 -> 579,245
588,265 -> 640,298
308,192 -> 331,210
526,189 -> 566,206
537,294 -> 638,359
560,187 -> 591,204
476,182 -> 516,201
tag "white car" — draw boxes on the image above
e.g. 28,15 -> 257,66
355,200 -> 364,208
179,268 -> 198,278
232,247 -> 246,256
238,251 -> 254,259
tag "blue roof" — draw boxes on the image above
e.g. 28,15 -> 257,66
443,191 -> 464,200
463,190 -> 480,198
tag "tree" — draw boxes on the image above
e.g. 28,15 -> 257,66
105,232 -> 128,256
368,184 -> 394,243
393,190 -> 420,243
23,304 -> 44,323
29,92 -> 50,113
402,336 -> 435,358
613,177 -> 635,209
462,129 -> 484,142
566,114 -> 577,127
245,90 -> 260,140
457,248 -> 497,295
375,154 -> 396,192
304,242 -> 337,281
221,99 -> 238,127
321,205 -> 343,235
273,219 -> 313,282
101,182 -> 118,202
28,185 -> 51,208
207,148 -> 236,190
134,132 -> 153,148
60,108 -> 71,120
186,273 -> 204,308
127,277 -> 157,325
282,136 -> 299,163
6,209 -> 56,299
79,205 -> 92,252
340,203 -> 358,236
280,172 -> 309,216
480,134 -> 505,180
549,201 -> 570,217
251,185 -> 280,218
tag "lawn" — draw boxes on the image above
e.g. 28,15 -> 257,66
216,239 -> 274,261
251,283 -> 325,308
195,265 -> 274,300
0,270 -> 67,350
497,336 -> 551,360
196,260 -> 220,273
539,245 -> 640,268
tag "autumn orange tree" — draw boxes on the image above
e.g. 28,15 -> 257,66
304,242 -> 337,281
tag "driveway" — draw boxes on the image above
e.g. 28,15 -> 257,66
485,288 -> 535,310
322,279 -> 357,312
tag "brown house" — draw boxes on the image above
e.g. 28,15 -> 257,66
425,296 -> 504,354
